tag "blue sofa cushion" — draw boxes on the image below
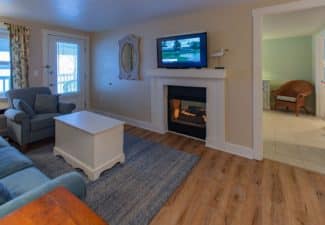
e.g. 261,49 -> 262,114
13,98 -> 35,118
0,167 -> 49,198
0,147 -> 33,179
0,183 -> 12,205
0,172 -> 86,218
34,94 -> 58,114
30,113 -> 60,131
0,137 -> 10,148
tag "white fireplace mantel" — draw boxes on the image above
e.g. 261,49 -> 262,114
147,68 -> 227,151
146,68 -> 226,79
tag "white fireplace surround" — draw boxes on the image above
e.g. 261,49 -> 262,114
94,68 -> 255,160
148,68 -> 227,152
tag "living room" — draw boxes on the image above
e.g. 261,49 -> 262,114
1,0 -> 325,225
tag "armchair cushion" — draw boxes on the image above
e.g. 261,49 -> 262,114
58,102 -> 76,114
276,96 -> 297,103
30,113 -> 60,131
0,183 -> 12,205
34,94 -> 58,114
0,146 -> 33,179
12,99 -> 35,118
6,87 -> 51,110
4,109 -> 29,123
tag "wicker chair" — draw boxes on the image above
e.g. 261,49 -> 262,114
271,80 -> 313,116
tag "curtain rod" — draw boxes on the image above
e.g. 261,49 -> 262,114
2,22 -> 30,29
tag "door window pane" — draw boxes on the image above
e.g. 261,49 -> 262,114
56,42 -> 79,94
0,33 -> 11,96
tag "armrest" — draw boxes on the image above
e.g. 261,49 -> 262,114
49,172 -> 86,199
271,89 -> 281,96
58,102 -> 76,114
296,93 -> 308,100
4,109 -> 29,123
0,172 -> 86,218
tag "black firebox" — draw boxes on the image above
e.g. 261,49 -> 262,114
168,86 -> 206,139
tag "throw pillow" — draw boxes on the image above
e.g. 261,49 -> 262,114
34,94 -> 58,114
0,182 -> 12,205
13,99 -> 35,117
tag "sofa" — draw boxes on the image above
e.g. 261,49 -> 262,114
0,136 -> 86,218
5,87 -> 76,147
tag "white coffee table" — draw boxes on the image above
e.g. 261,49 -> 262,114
54,111 -> 125,181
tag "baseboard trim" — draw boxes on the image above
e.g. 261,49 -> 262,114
206,141 -> 255,160
91,109 -> 164,134
91,109 -> 255,160
224,143 -> 255,160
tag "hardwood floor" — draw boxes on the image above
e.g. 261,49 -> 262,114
125,125 -> 325,225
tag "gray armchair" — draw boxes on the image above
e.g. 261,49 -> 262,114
4,87 -> 76,148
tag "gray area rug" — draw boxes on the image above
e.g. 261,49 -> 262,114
27,134 -> 199,225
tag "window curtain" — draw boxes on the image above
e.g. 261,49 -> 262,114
6,23 -> 30,89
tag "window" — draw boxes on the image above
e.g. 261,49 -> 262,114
56,42 -> 79,94
0,31 -> 10,97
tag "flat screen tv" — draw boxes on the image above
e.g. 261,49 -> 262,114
157,32 -> 207,69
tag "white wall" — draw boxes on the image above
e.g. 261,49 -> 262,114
90,0 -> 296,148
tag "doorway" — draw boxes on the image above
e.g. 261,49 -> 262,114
43,31 -> 89,110
253,1 -> 325,173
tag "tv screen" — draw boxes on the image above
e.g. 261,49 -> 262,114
157,32 -> 207,69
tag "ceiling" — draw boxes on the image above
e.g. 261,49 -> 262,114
263,6 -> 325,39
0,0 -> 254,32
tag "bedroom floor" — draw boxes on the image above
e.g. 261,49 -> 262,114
263,110 -> 325,174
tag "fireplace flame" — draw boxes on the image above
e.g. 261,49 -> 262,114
171,99 -> 181,119
170,98 -> 207,128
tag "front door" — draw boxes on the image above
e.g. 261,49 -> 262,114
45,34 -> 86,110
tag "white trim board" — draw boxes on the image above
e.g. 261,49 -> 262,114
91,109 -> 255,160
207,142 -> 255,160
252,0 -> 325,16
252,0 -> 325,160
313,31 -> 325,117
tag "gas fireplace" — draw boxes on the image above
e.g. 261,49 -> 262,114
168,86 -> 206,139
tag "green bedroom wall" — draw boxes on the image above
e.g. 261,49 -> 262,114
263,36 -> 315,112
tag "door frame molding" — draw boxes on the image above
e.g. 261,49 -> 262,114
252,0 -> 325,160
42,29 -> 90,108
314,31 -> 325,117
